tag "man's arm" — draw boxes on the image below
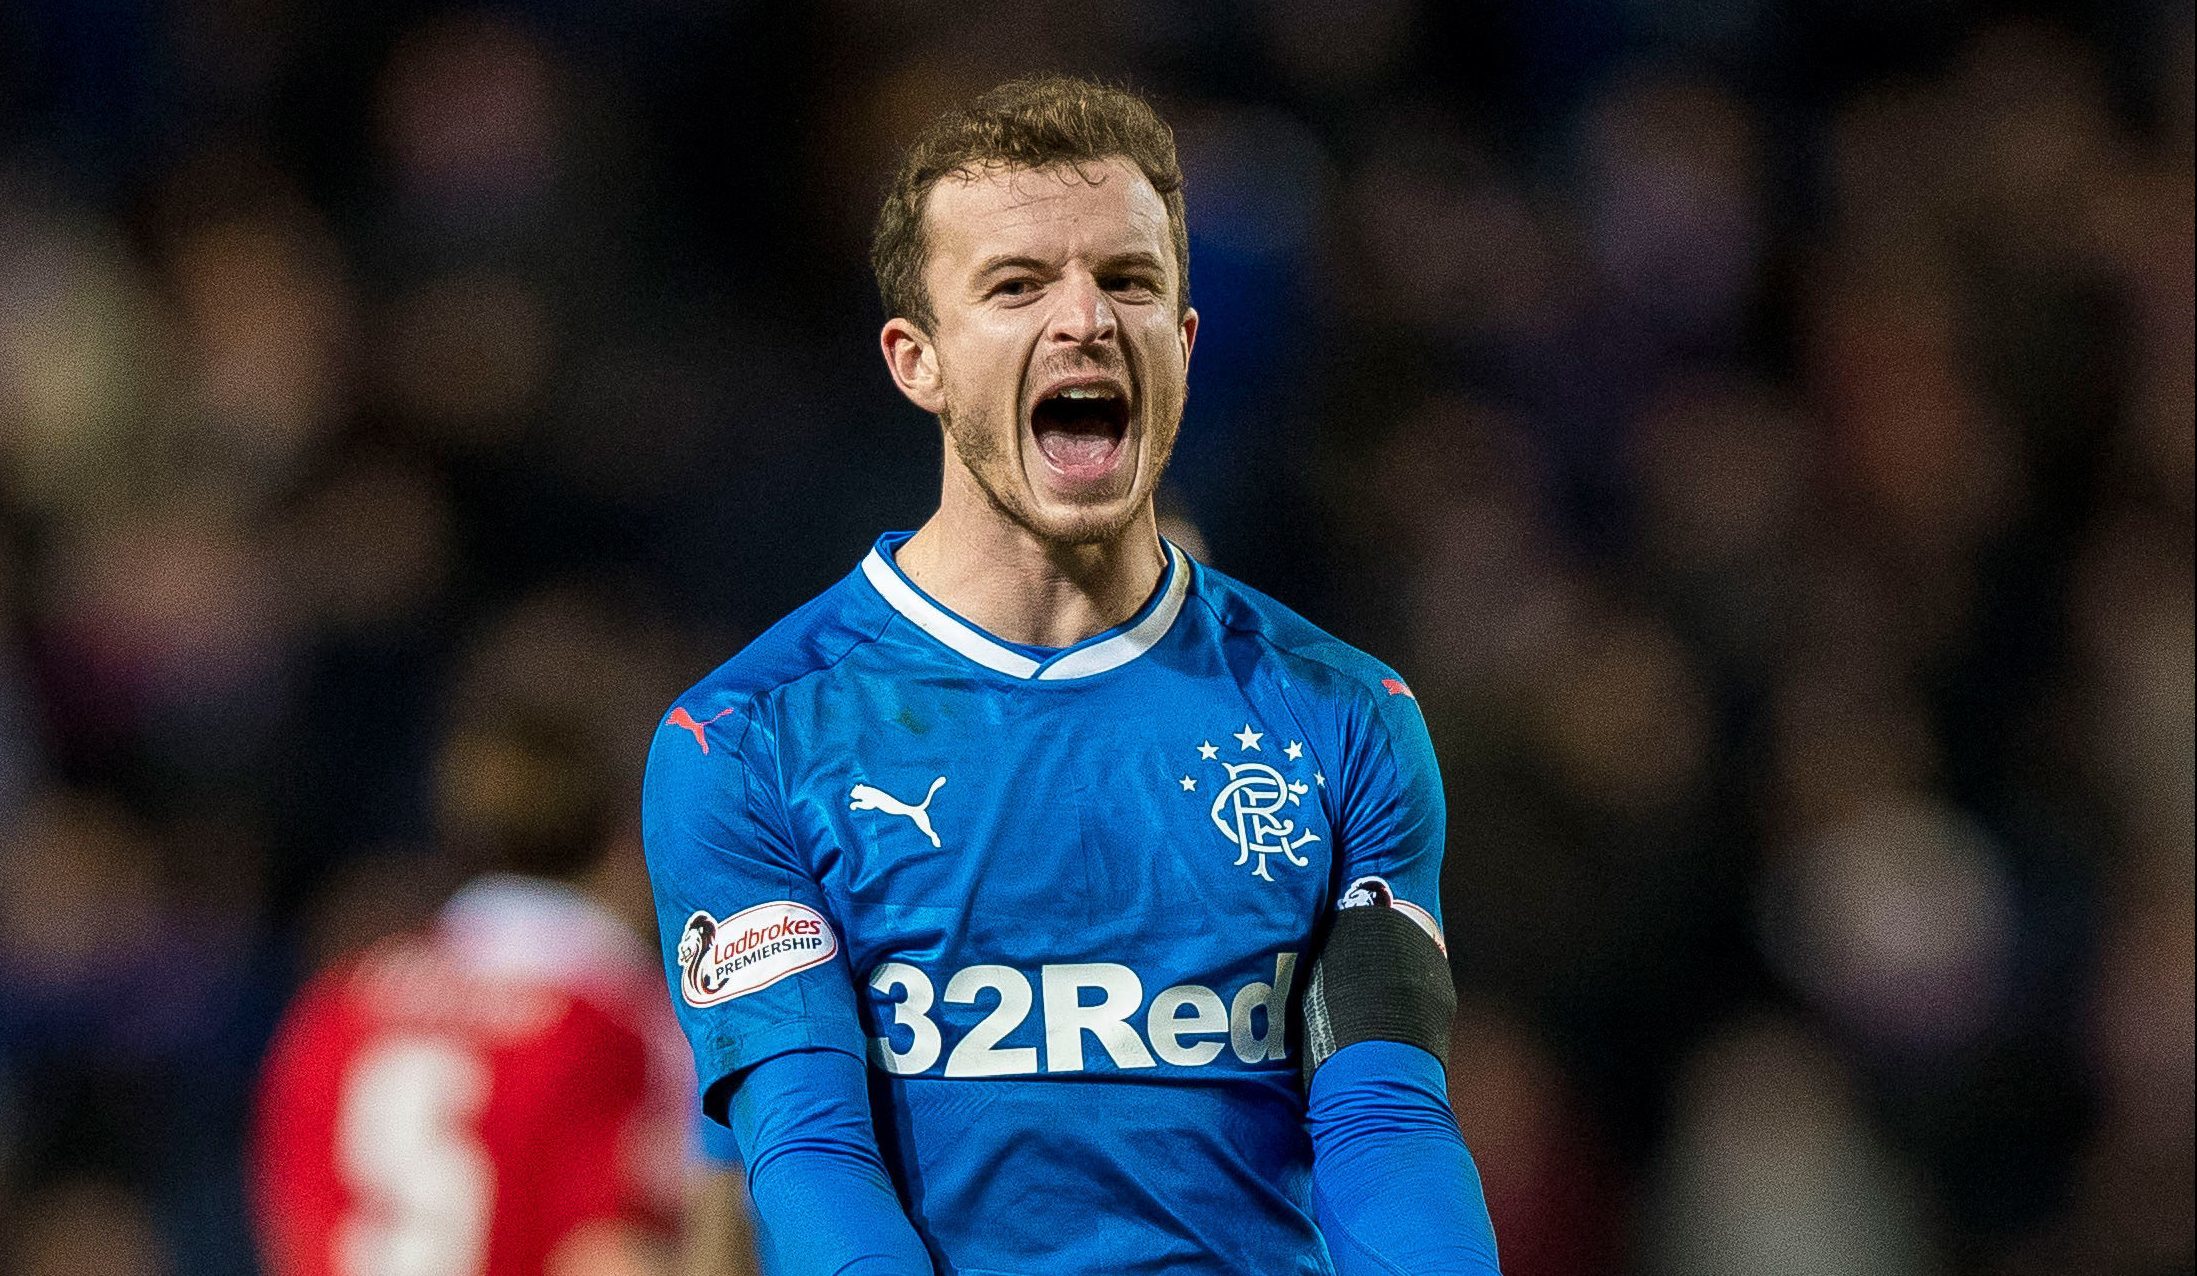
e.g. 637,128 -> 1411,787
1301,912 -> 1500,1274
1310,1043 -> 1500,1274
724,1049 -> 934,1275
1304,668 -> 1502,1274
642,696 -> 932,1275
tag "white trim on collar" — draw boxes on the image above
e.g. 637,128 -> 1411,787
1038,544 -> 1191,680
860,540 -> 1190,682
860,550 -> 1041,677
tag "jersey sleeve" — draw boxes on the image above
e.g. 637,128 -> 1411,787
535,1007 -> 678,1245
1332,671 -> 1447,945
250,972 -> 351,1276
642,697 -> 867,1111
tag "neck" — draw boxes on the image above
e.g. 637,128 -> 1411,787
896,489 -> 1166,649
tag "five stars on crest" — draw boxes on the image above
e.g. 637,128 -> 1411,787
1177,727 -> 1320,800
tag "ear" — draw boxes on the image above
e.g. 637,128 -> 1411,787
881,317 -> 945,415
1178,306 -> 1199,368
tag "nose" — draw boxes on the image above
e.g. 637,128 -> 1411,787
1046,270 -> 1117,348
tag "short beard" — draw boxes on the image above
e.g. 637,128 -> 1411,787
938,400 -> 1173,548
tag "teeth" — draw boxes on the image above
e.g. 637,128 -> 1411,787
1057,386 -> 1118,401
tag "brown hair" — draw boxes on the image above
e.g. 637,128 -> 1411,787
436,712 -> 620,883
871,75 -> 1190,329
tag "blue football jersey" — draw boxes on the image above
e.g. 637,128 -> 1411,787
643,532 -> 1448,1276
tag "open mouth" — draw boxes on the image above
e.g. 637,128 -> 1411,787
1030,381 -> 1131,481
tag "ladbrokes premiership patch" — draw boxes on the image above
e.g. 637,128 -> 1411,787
675,901 -> 838,1007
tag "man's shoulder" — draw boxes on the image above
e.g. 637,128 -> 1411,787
1190,559 -> 1414,707
647,563 -> 895,789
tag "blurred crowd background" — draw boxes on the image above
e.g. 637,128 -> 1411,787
0,1 -> 2190,1273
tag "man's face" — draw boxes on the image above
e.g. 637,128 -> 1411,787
887,158 -> 1197,547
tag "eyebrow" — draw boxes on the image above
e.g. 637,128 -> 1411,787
1092,250 -> 1168,275
969,251 -> 1170,278
972,254 -> 1057,278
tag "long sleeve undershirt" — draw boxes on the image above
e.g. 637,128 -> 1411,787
725,1040 -> 1498,1276
1308,1040 -> 1504,1275
726,1049 -> 934,1276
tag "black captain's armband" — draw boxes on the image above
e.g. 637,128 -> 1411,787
1300,903 -> 1457,1084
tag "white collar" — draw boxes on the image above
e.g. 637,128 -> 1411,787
860,538 -> 1190,681
438,874 -> 651,983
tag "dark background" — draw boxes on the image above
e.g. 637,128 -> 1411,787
0,1 -> 2190,1273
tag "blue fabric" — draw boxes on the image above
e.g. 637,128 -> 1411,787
643,533 -> 1453,1273
1308,1042 -> 1502,1275
693,1099 -> 745,1169
991,634 -> 1061,661
729,1049 -> 935,1275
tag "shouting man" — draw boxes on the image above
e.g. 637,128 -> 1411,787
644,76 -> 1501,1275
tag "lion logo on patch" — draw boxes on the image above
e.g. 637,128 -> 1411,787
678,912 -> 725,999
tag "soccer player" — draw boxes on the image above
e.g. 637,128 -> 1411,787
253,715 -> 758,1276
644,77 -> 1502,1274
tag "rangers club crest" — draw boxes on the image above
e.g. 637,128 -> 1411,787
1176,724 -> 1324,882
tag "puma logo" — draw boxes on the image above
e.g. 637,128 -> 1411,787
849,776 -> 947,848
666,706 -> 735,754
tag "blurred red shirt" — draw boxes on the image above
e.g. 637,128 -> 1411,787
252,876 -> 692,1276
